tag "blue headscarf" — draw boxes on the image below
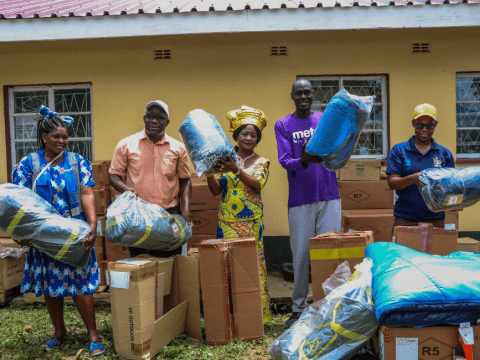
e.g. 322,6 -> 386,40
38,105 -> 74,124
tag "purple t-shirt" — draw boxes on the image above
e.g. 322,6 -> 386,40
274,111 -> 340,208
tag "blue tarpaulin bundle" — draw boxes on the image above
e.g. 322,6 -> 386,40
269,259 -> 378,360
420,166 -> 480,212
366,242 -> 480,327
106,192 -> 192,251
179,109 -> 239,176
306,89 -> 375,170
0,183 -> 91,268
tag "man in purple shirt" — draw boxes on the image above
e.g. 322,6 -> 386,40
275,79 -> 341,327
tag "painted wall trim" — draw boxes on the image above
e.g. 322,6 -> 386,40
0,4 -> 479,42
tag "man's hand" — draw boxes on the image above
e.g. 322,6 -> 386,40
182,209 -> 192,224
411,172 -> 426,188
300,141 -> 324,165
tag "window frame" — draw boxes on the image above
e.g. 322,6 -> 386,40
455,72 -> 480,161
297,74 -> 390,159
3,82 -> 94,181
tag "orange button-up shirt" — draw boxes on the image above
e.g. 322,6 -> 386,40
109,131 -> 191,209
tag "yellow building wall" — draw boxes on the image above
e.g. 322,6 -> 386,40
1,27 -> 479,234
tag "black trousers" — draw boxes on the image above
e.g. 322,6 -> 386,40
129,206 -> 183,258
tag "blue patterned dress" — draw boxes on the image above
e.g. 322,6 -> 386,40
11,151 -> 99,297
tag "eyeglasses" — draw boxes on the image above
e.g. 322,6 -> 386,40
145,114 -> 168,122
414,122 -> 437,130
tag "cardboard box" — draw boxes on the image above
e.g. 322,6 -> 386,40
198,238 -> 264,345
104,239 -> 130,261
96,216 -> 107,237
336,159 -> 382,181
338,181 -> 394,210
108,258 -> 158,359
0,229 -> 10,238
94,237 -> 105,263
342,209 -> 394,243
188,235 -> 216,249
310,231 -> 374,302
458,237 -> 480,252
191,210 -> 219,235
377,325 -> 480,360
0,238 -> 21,248
108,254 -> 201,359
191,175 -> 221,211
393,223 -> 458,255
94,186 -> 112,215
91,160 -> 111,189
133,254 -> 174,296
0,253 -> 26,293
445,210 -> 460,230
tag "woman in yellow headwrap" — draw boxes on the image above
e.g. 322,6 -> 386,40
206,105 -> 272,322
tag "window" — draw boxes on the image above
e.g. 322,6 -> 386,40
7,84 -> 93,166
298,75 -> 388,158
456,74 -> 480,157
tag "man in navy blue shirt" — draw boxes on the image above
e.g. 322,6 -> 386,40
386,103 -> 454,228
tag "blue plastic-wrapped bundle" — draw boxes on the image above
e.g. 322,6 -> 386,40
420,166 -> 480,212
106,192 -> 192,251
179,109 -> 239,176
366,242 -> 480,326
306,89 -> 375,170
269,259 -> 378,360
0,184 -> 92,268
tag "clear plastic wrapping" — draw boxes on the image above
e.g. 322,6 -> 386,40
269,259 -> 378,360
0,184 -> 92,268
179,109 -> 239,176
322,260 -> 352,296
0,246 -> 28,259
420,166 -> 480,212
306,89 -> 375,170
106,191 -> 192,251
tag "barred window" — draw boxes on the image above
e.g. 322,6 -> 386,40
298,75 -> 388,158
456,74 -> 480,157
8,84 -> 93,165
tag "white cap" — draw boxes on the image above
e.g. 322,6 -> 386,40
146,100 -> 169,117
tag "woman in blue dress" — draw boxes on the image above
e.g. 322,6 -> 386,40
11,106 -> 104,356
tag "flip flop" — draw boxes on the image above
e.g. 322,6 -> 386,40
41,337 -> 62,351
90,341 -> 105,356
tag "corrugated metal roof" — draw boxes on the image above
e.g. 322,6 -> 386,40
0,0 -> 478,19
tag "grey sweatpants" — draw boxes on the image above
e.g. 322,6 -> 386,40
288,199 -> 341,313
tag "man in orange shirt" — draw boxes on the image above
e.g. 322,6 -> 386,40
109,100 -> 192,257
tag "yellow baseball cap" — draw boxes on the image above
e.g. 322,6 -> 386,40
413,103 -> 437,121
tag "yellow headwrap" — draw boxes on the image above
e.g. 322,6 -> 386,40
227,105 -> 267,133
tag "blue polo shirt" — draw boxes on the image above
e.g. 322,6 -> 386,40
386,136 -> 455,222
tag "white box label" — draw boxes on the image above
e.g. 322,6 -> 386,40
445,223 -> 456,230
379,330 -> 385,360
96,220 -> 103,236
396,338 -> 418,360
109,271 -> 130,289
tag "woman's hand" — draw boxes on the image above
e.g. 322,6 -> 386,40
16,239 -> 32,247
82,225 -> 97,250
213,156 -> 239,174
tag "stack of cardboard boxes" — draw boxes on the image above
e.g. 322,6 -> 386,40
189,175 -> 221,249
91,161 -> 130,285
337,159 -> 395,242
0,236 -> 26,304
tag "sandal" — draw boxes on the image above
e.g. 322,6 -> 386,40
90,341 -> 105,356
41,337 -> 62,351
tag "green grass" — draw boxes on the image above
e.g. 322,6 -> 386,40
0,301 -> 290,360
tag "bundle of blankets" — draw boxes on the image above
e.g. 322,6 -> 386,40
0,183 -> 91,268
106,192 -> 192,251
179,109 -> 239,176
420,166 -> 480,212
269,259 -> 378,360
305,89 -> 375,170
366,242 -> 480,327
